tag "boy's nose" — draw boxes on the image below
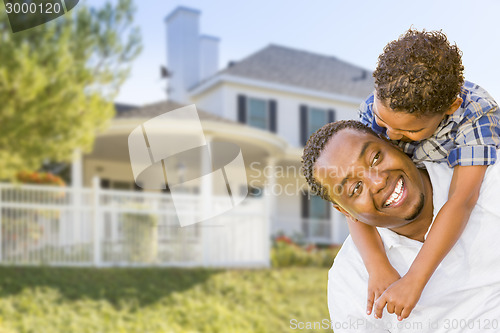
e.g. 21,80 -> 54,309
386,128 -> 403,140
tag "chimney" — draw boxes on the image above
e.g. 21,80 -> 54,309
165,7 -> 220,103
165,7 -> 201,103
199,35 -> 219,82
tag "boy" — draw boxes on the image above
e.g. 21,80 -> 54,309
354,29 -> 500,321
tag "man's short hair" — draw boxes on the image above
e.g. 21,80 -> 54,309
374,28 -> 464,117
301,120 -> 379,202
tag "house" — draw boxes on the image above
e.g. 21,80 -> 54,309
85,6 -> 374,245
0,6 -> 374,268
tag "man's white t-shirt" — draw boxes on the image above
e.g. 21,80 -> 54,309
328,160 -> 500,333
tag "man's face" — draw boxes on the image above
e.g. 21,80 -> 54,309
373,95 -> 447,142
314,129 -> 427,228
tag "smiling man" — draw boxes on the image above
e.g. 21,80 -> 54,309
302,120 -> 500,332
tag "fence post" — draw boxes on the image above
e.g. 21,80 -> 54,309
72,149 -> 83,248
264,158 -> 277,268
0,185 -> 2,263
92,177 -> 101,266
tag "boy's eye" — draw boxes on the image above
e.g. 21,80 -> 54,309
351,181 -> 362,197
371,152 -> 381,167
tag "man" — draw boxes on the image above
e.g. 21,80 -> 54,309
301,120 -> 500,332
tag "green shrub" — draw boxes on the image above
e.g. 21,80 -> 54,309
121,212 -> 158,263
271,236 -> 340,268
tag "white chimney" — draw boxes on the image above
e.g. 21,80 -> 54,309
200,35 -> 220,82
165,7 -> 201,103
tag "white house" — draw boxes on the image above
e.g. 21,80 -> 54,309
85,6 -> 374,244
0,6 -> 374,268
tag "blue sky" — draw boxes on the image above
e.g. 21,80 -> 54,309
86,0 -> 500,106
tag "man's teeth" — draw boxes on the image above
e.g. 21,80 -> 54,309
384,178 -> 403,207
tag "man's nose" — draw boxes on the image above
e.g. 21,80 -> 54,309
386,128 -> 403,141
366,169 -> 386,193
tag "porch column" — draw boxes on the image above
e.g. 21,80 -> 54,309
264,157 -> 277,267
201,135 -> 213,266
200,135 -> 213,219
71,148 -> 83,189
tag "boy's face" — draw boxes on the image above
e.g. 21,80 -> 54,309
373,96 -> 455,142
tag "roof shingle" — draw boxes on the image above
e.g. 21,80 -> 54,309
213,44 -> 374,99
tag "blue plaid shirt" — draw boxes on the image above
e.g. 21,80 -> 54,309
359,81 -> 500,167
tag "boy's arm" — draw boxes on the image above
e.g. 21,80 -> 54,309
346,217 -> 400,315
374,165 -> 487,320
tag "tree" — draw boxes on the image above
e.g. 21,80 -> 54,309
0,0 -> 142,180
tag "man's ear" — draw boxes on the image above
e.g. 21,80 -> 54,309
333,203 -> 363,224
445,97 -> 463,115
332,203 -> 352,219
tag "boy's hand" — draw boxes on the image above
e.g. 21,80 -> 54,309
366,265 -> 400,316
373,273 -> 425,321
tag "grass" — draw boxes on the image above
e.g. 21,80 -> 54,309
0,266 -> 332,333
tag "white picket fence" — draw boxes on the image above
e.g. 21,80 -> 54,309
0,181 -> 269,268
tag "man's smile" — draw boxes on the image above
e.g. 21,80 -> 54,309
383,176 -> 407,208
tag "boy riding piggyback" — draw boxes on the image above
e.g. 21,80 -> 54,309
350,29 -> 500,321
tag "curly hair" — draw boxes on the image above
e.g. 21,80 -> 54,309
301,120 -> 379,203
374,28 -> 464,116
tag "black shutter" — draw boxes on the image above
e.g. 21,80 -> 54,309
100,179 -> 110,189
301,192 -> 309,218
328,109 -> 336,123
237,95 -> 247,124
269,100 -> 277,133
300,105 -> 308,146
301,192 -> 310,236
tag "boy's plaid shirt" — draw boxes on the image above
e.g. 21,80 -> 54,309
359,81 -> 500,168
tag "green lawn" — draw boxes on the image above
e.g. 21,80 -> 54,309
0,266 -> 332,333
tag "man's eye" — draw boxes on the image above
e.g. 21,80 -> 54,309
351,181 -> 362,196
371,152 -> 381,167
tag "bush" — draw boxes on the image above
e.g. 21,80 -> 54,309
271,236 -> 340,268
121,212 -> 158,263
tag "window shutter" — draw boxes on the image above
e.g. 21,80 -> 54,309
300,105 -> 308,146
269,100 -> 277,133
237,95 -> 247,124
328,109 -> 336,123
301,192 -> 309,218
100,179 -> 110,189
301,192 -> 310,236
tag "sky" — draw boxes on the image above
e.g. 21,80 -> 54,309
85,0 -> 500,106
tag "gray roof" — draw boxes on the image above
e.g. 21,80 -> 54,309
115,100 -> 238,124
213,44 -> 374,99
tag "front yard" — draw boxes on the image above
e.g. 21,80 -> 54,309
0,266 -> 332,333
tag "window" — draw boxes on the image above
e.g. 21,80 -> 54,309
309,195 -> 330,220
308,107 -> 328,139
301,193 -> 331,241
248,97 -> 268,130
237,95 -> 277,132
300,105 -> 336,146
